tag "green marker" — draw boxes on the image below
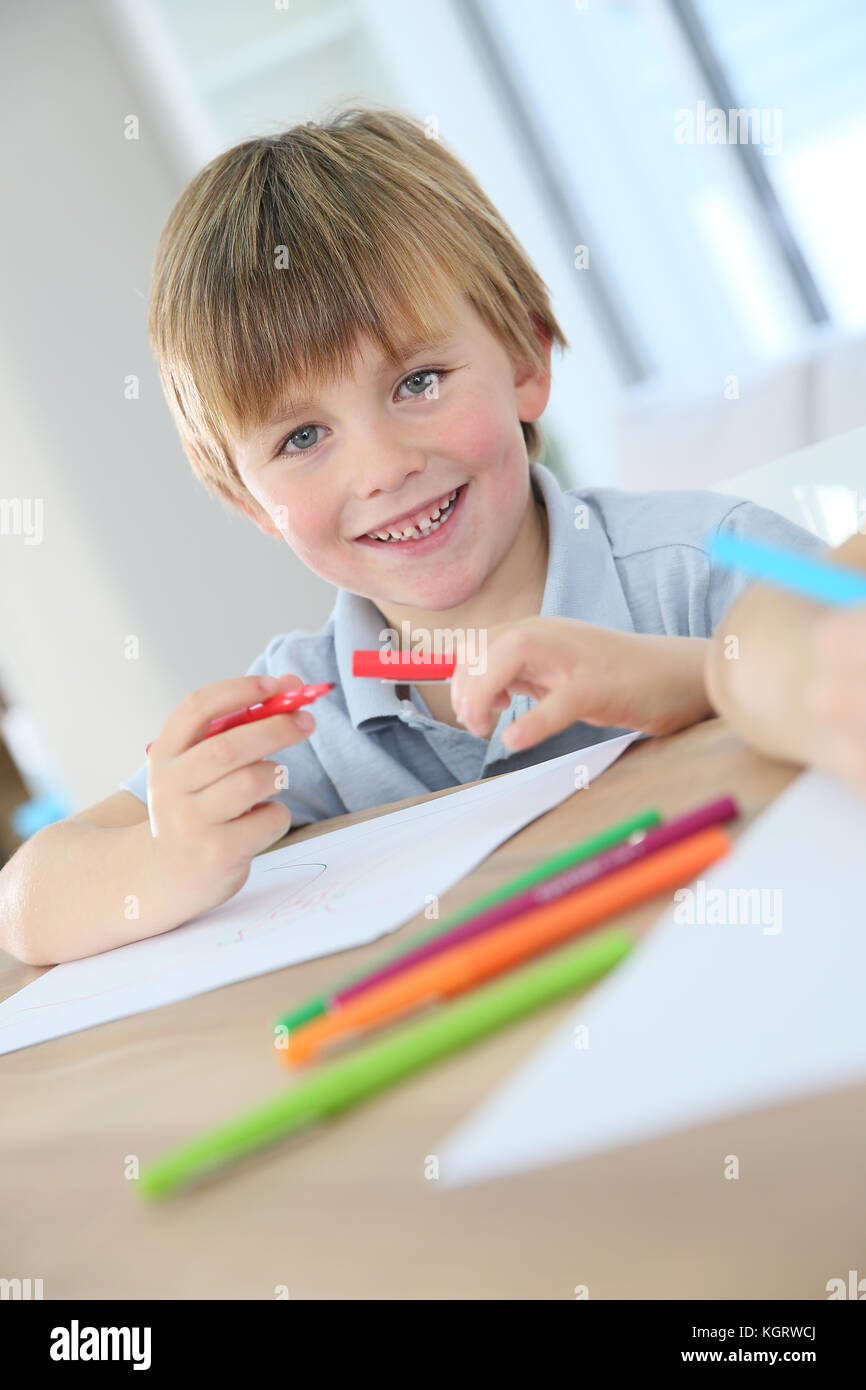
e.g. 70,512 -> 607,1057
276,806 -> 659,1033
138,926 -> 634,1200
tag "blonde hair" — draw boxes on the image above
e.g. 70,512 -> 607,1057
148,105 -> 569,509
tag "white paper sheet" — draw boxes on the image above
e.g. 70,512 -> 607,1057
0,733 -> 638,1055
438,769 -> 866,1188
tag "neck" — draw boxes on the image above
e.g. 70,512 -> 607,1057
375,485 -> 550,641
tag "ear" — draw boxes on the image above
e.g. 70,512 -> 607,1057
514,313 -> 553,423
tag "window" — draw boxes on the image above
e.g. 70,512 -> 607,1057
474,0 -> 866,392
692,0 -> 866,330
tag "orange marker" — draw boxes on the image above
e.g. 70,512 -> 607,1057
281,825 -> 731,1066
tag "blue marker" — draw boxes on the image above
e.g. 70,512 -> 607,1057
707,531 -> 866,607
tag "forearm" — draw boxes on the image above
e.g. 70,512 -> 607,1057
0,818 -> 193,966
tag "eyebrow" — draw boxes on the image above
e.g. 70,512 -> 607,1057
260,335 -> 455,430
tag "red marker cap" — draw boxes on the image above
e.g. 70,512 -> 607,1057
352,649 -> 456,681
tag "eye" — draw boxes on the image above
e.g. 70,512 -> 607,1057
397,367 -> 448,399
277,423 -> 324,457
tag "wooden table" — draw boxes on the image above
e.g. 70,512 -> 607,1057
2,719 -> 864,1299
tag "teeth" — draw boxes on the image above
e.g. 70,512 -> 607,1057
366,488 -> 459,542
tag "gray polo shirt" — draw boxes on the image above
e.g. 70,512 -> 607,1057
120,462 -> 823,825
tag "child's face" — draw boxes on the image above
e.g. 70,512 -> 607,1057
234,294 -> 550,612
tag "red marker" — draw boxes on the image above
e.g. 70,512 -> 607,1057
352,649 -> 456,683
145,682 -> 334,755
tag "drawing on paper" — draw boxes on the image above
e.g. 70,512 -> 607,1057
215,861 -> 329,946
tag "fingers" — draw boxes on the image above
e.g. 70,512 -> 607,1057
194,759 -> 291,823
149,759 -> 293,893
144,674 -> 310,917
176,711 -> 316,795
451,626 -> 573,737
214,798 -> 294,863
151,672 -> 304,760
501,683 -> 588,751
450,628 -> 525,735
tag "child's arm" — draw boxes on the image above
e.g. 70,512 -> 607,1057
0,793 -> 176,965
0,674 -> 314,965
450,617 -> 713,747
705,530 -> 866,793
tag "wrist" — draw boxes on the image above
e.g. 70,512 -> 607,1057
637,635 -> 714,737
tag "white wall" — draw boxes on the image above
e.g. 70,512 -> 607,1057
0,0 -> 335,809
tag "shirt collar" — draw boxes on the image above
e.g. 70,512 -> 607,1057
333,585 -> 409,730
532,461 -> 634,632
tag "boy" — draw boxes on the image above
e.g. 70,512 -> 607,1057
0,106 -> 824,965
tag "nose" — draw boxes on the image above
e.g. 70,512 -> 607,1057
353,449 -> 426,502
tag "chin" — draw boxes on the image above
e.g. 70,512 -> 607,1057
397,581 -> 483,612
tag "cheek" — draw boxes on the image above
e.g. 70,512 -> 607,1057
289,507 -> 334,562
444,391 -> 522,471
258,481 -> 334,555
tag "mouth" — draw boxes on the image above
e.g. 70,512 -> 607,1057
354,483 -> 468,552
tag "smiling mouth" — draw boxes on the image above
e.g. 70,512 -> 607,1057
359,485 -> 464,543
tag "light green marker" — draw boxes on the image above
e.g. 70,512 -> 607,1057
138,926 -> 634,1200
276,806 -> 659,1032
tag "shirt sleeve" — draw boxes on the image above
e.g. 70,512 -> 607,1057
704,499 -> 827,635
118,634 -> 346,828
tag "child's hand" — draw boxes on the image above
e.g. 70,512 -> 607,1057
450,617 -> 713,750
145,672 -> 313,918
805,608 -> 866,796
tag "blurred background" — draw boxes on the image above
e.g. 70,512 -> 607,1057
1,0 -> 865,844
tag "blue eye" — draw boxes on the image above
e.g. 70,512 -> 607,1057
285,424 -> 321,452
399,368 -> 441,396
